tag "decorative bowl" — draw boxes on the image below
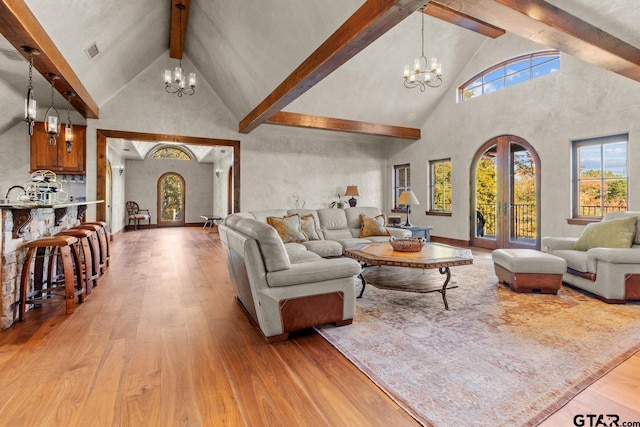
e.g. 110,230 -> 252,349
389,237 -> 426,252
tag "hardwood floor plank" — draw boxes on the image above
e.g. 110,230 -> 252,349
0,227 -> 636,426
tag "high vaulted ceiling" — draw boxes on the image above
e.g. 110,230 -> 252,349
0,0 -> 638,141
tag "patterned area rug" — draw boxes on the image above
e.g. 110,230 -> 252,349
317,252 -> 640,426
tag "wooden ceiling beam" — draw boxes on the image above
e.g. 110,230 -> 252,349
239,0 -> 428,134
424,2 -> 505,38
433,0 -> 640,82
265,112 -> 421,140
169,0 -> 191,60
0,0 -> 99,119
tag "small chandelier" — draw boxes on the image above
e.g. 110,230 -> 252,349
164,3 -> 196,97
22,46 -> 39,135
64,92 -> 75,153
44,73 -> 61,146
403,6 -> 442,92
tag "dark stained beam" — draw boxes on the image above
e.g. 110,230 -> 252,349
424,2 -> 505,38
0,0 -> 99,119
169,0 -> 191,60
434,0 -> 640,82
239,0 -> 428,134
265,112 -> 421,140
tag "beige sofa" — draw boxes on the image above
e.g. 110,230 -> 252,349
542,211 -> 640,303
218,207 -> 411,342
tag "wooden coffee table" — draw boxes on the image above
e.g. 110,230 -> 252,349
344,242 -> 473,310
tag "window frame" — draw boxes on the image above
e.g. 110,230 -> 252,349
393,163 -> 410,211
572,134 -> 628,220
458,50 -> 560,102
428,158 -> 452,215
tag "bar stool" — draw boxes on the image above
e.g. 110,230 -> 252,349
82,221 -> 110,267
57,229 -> 98,294
74,224 -> 108,274
19,236 -> 84,321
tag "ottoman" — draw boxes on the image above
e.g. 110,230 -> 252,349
492,249 -> 567,294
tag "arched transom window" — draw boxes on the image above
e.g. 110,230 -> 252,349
149,146 -> 193,160
459,50 -> 560,102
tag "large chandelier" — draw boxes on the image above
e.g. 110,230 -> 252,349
44,74 -> 61,146
164,3 -> 196,97
403,6 -> 442,91
23,46 -> 39,135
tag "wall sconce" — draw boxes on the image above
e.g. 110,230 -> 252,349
117,166 -> 124,176
215,169 -> 220,178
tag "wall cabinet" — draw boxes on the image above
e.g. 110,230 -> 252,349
30,122 -> 86,174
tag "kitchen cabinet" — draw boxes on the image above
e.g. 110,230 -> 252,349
30,121 -> 86,173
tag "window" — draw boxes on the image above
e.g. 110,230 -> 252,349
459,50 -> 560,102
573,134 -> 628,219
394,164 -> 410,210
430,159 -> 451,213
150,146 -> 193,160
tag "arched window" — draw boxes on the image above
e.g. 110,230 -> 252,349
459,50 -> 560,102
157,172 -> 185,226
149,146 -> 193,160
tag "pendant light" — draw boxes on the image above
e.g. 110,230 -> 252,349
22,46 -> 39,135
64,92 -> 75,153
44,74 -> 61,146
164,3 -> 196,97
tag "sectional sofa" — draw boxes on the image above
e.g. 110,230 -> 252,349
219,207 -> 412,342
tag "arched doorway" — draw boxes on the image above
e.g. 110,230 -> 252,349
157,172 -> 185,227
471,135 -> 541,249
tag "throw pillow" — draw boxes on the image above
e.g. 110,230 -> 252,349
300,214 -> 323,241
359,214 -> 390,238
266,214 -> 308,243
573,216 -> 637,251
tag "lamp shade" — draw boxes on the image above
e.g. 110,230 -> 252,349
345,185 -> 359,197
397,190 -> 420,205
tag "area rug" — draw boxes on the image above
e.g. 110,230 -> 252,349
316,252 -> 640,426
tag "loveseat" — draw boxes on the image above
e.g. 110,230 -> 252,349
218,207 -> 411,342
542,211 -> 640,303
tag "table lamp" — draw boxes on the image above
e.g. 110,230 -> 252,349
397,190 -> 420,226
345,185 -> 359,207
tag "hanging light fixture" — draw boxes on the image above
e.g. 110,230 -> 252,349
164,3 -> 196,97
64,91 -> 75,153
22,46 -> 39,135
403,6 -> 442,92
44,73 -> 61,146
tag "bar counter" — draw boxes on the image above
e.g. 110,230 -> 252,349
0,200 -> 104,329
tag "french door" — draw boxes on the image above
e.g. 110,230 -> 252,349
157,172 -> 186,227
471,135 -> 540,249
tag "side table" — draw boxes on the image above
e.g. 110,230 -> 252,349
388,225 -> 432,240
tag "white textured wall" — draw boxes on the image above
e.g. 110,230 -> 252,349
84,52 -> 386,222
125,157 -> 213,225
107,145 -> 126,233
387,33 -> 640,241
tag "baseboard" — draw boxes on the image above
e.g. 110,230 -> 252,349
430,235 -> 470,247
110,229 -> 123,241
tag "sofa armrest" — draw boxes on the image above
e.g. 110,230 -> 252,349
542,237 -> 578,252
266,258 -> 361,287
587,247 -> 640,264
388,228 -> 412,239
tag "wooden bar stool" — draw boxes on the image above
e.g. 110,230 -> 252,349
57,229 -> 98,294
19,236 -> 84,321
82,221 -> 110,267
74,224 -> 108,274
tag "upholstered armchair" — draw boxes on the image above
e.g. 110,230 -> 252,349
543,211 -> 640,303
126,201 -> 151,230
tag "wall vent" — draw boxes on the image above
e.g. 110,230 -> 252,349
85,42 -> 99,60
0,48 -> 24,61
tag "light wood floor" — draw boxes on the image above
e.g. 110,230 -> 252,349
0,228 -> 638,426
